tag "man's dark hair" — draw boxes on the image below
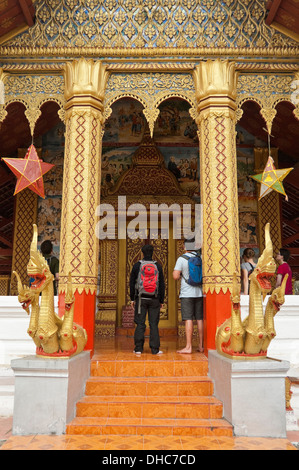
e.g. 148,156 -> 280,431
41,240 -> 53,256
142,244 -> 154,258
279,248 -> 290,262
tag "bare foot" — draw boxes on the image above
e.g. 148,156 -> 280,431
197,347 -> 204,353
177,347 -> 192,354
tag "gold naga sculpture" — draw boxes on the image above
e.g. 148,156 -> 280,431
216,223 -> 288,359
13,224 -> 87,358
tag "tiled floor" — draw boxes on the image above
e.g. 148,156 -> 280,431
1,433 -> 297,450
0,336 -> 298,451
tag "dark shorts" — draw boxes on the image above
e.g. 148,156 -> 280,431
181,297 -> 203,321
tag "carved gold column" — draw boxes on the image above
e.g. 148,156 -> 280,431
59,59 -> 109,353
193,60 -> 240,352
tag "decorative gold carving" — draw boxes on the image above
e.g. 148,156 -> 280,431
13,226 -> 87,358
237,74 -> 297,133
194,60 -> 240,295
216,224 -> 287,359
104,73 -> 196,137
2,62 -> 299,74
0,72 -> 65,134
96,239 -> 118,337
2,0 -> 299,57
286,378 -> 293,411
64,58 -> 109,111
194,59 -> 238,104
59,59 -> 107,297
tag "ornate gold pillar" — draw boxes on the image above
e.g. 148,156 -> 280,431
59,59 -> 109,353
193,60 -> 240,352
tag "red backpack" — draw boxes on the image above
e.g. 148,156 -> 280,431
136,260 -> 159,314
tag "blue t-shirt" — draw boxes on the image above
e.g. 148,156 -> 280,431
174,252 -> 202,298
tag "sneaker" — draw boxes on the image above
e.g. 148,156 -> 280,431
152,350 -> 163,355
133,350 -> 142,355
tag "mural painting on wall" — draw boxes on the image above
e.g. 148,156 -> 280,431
103,99 -> 146,144
37,122 -> 65,258
101,98 -> 200,200
236,125 -> 259,261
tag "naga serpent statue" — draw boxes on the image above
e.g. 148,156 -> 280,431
13,224 -> 87,358
216,223 -> 288,359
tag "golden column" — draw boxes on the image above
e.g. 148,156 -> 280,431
193,60 -> 240,352
59,59 -> 109,353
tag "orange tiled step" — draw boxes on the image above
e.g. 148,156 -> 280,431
76,395 -> 223,419
66,416 -> 233,437
85,376 -> 214,397
90,358 -> 209,377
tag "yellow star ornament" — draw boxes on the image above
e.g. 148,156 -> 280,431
251,156 -> 293,201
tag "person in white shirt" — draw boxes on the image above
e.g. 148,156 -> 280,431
173,237 -> 203,354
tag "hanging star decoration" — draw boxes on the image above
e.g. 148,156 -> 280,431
250,155 -> 293,201
2,145 -> 54,199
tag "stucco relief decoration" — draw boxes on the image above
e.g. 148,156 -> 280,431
1,0 -> 298,56
104,72 -> 196,136
0,71 -> 65,136
237,74 -> 298,134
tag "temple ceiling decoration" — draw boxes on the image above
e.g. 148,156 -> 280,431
0,0 -> 298,57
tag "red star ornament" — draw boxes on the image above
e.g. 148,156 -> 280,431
2,145 -> 54,198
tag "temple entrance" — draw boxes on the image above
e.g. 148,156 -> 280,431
96,96 -> 199,337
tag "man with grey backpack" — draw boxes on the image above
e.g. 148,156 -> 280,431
130,244 -> 165,355
173,237 -> 203,354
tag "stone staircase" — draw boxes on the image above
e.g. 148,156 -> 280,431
66,352 -> 233,437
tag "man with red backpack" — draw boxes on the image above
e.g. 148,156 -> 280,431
130,244 -> 165,355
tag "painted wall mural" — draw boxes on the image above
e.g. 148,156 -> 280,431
36,122 -> 65,258
236,124 -> 260,263
101,97 -> 200,200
